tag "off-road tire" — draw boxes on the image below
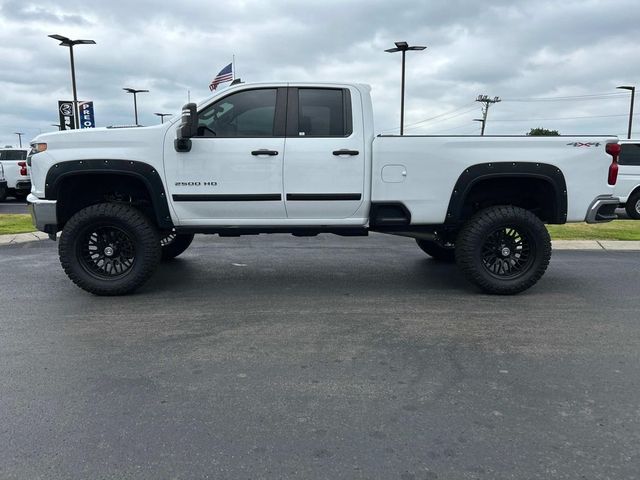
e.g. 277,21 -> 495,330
625,191 -> 640,220
59,203 -> 161,296
160,232 -> 195,260
455,206 -> 552,295
415,238 -> 456,262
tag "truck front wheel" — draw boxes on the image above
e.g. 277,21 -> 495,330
59,203 -> 161,296
455,206 -> 551,295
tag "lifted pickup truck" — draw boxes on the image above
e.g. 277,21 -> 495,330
27,82 -> 620,296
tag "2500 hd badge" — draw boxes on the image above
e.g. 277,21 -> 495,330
175,181 -> 218,186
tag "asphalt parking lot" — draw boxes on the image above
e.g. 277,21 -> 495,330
0,199 -> 28,214
1,234 -> 639,479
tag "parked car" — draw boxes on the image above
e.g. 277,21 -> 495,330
0,147 -> 31,201
27,82 -> 619,296
614,140 -> 640,219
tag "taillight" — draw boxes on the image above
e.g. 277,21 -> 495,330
605,142 -> 620,185
18,161 -> 27,176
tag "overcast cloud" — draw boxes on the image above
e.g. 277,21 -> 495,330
0,0 -> 639,146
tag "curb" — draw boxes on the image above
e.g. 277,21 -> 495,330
1,232 -> 639,251
0,231 -> 51,245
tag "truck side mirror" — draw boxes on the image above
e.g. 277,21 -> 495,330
174,103 -> 198,152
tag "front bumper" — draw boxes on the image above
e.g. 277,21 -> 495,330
585,195 -> 619,224
27,193 -> 58,235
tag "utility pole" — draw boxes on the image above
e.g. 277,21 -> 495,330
475,95 -> 501,135
14,132 -> 24,147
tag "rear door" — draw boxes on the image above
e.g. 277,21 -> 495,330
283,87 -> 365,219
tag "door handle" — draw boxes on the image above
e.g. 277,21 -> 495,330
332,149 -> 359,156
251,149 -> 279,156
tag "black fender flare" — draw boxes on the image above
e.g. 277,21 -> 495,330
444,162 -> 568,224
44,159 -> 173,229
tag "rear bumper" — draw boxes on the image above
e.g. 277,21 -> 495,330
15,180 -> 31,193
27,193 -> 58,235
585,195 -> 619,224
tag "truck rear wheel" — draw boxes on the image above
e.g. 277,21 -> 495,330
59,203 -> 161,296
625,191 -> 640,220
455,206 -> 551,295
160,232 -> 195,260
415,238 -> 456,262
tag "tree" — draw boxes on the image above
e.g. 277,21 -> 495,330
527,127 -> 560,136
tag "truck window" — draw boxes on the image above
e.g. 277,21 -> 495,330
197,89 -> 277,137
0,150 -> 27,160
619,144 -> 640,166
297,88 -> 352,137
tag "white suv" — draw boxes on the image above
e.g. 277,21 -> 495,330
615,141 -> 640,219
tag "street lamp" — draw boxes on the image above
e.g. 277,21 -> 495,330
473,118 -> 485,135
154,112 -> 171,124
385,41 -> 426,136
123,88 -> 149,125
48,34 -> 96,129
14,132 -> 24,147
617,85 -> 635,139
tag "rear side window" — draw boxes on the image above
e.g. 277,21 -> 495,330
297,88 -> 352,137
619,144 -> 640,166
0,150 -> 27,160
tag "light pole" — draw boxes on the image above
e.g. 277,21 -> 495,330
48,34 -> 96,129
154,113 -> 171,124
473,118 -> 485,135
617,85 -> 635,139
14,132 -> 24,147
385,41 -> 426,136
123,88 -> 149,125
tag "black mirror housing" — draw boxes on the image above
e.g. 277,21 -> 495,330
175,103 -> 198,152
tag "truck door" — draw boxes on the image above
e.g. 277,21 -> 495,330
165,87 -> 287,222
283,87 -> 365,219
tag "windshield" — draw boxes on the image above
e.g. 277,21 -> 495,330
0,150 -> 28,161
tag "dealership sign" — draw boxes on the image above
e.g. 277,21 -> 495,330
58,101 -> 96,130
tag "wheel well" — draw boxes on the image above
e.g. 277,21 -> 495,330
56,173 -> 159,229
456,177 -> 564,224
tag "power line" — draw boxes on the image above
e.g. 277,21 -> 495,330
492,112 -> 640,122
503,92 -> 627,102
380,102 -> 477,132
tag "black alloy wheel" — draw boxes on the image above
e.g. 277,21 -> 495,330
78,225 -> 136,279
59,203 -> 161,295
480,226 -> 534,279
455,205 -> 551,295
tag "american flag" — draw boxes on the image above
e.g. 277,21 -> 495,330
209,63 -> 233,91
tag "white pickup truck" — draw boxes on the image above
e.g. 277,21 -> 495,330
27,82 -> 620,296
0,147 -> 31,201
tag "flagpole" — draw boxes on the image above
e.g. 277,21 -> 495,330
232,54 -> 236,80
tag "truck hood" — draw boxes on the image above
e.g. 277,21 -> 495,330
31,124 -> 172,152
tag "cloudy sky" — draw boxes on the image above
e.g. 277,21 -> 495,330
0,0 -> 639,146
